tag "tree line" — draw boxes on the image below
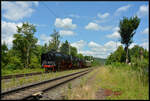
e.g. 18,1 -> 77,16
2,22 -> 94,70
106,15 -> 149,72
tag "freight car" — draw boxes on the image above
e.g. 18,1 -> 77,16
41,50 -> 91,72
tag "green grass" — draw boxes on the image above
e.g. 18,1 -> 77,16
95,65 -> 149,100
1,68 -> 45,76
64,65 -> 149,100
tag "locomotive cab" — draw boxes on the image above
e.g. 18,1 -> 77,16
41,53 -> 56,72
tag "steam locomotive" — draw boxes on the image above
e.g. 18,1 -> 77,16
41,51 -> 91,72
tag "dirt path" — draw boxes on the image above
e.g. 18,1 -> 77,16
85,67 -> 107,100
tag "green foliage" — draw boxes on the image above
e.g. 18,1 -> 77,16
105,45 -> 126,65
29,56 -> 41,68
60,40 -> 70,55
119,16 -> 140,46
1,42 -> 9,68
13,22 -> 38,68
91,58 -> 101,66
5,56 -> 23,70
84,56 -> 94,61
106,44 -> 149,72
70,46 -> 77,57
119,16 -> 140,63
48,29 -> 60,51
131,57 -> 148,70
77,53 -> 84,59
33,45 -> 43,63
129,45 -> 148,60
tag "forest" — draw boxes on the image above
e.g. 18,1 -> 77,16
1,22 -> 99,73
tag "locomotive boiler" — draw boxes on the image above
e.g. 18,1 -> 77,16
41,50 -> 91,72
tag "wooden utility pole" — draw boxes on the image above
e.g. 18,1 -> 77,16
140,49 -> 143,60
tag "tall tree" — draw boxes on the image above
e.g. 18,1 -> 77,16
119,16 -> 140,63
77,53 -> 84,59
48,29 -> 60,52
70,46 -> 77,57
13,22 -> 38,68
42,43 -> 48,53
1,42 -> 8,67
60,40 -> 70,55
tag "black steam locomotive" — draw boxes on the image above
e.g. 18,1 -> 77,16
41,51 -> 91,72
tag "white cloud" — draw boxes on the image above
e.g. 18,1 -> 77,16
112,27 -> 119,31
39,34 -> 52,44
129,43 -> 136,49
60,30 -> 75,36
115,4 -> 131,15
137,5 -> 148,17
2,21 -> 22,48
85,22 -> 100,31
141,28 -> 149,34
71,40 -> 123,59
88,41 -> 102,48
71,40 -> 87,52
97,12 -> 109,19
107,31 -> 120,39
85,22 -> 112,31
140,42 -> 149,51
71,39 -> 148,59
106,26 -> 120,39
2,1 -> 38,21
104,41 -> 122,52
55,18 -> 77,29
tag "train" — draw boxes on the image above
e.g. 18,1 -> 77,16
41,50 -> 91,72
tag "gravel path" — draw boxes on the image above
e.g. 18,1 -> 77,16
39,70 -> 92,100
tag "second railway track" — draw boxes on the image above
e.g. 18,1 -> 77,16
1,72 -> 46,80
1,68 -> 93,100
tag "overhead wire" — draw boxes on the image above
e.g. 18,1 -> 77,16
41,2 -> 60,18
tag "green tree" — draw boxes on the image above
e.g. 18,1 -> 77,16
42,43 -> 48,53
48,29 -> 60,52
13,22 -> 38,68
119,16 -> 140,63
77,53 -> 84,59
33,45 -> 43,64
60,40 -> 70,55
105,45 -> 126,65
114,45 -> 126,62
1,42 -> 8,68
70,46 -> 77,57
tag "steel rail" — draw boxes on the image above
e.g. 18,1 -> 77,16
2,68 -> 88,80
1,68 -> 92,100
22,70 -> 92,100
1,72 -> 46,80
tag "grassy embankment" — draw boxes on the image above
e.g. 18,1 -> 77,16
64,64 -> 148,100
2,68 -> 45,76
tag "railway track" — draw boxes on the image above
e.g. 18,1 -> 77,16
2,68 -> 88,80
1,72 -> 46,80
1,68 -> 93,100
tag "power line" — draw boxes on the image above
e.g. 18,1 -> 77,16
41,2 -> 59,18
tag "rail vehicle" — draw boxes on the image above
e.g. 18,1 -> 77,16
41,50 -> 91,72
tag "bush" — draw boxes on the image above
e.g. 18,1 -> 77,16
131,57 -> 148,71
5,56 -> 23,70
29,56 -> 41,68
131,57 -> 149,85
91,60 -> 101,66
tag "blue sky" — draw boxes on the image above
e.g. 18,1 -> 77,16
2,1 -> 149,58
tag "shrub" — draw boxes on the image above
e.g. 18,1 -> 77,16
29,56 -> 41,68
5,56 -> 23,70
